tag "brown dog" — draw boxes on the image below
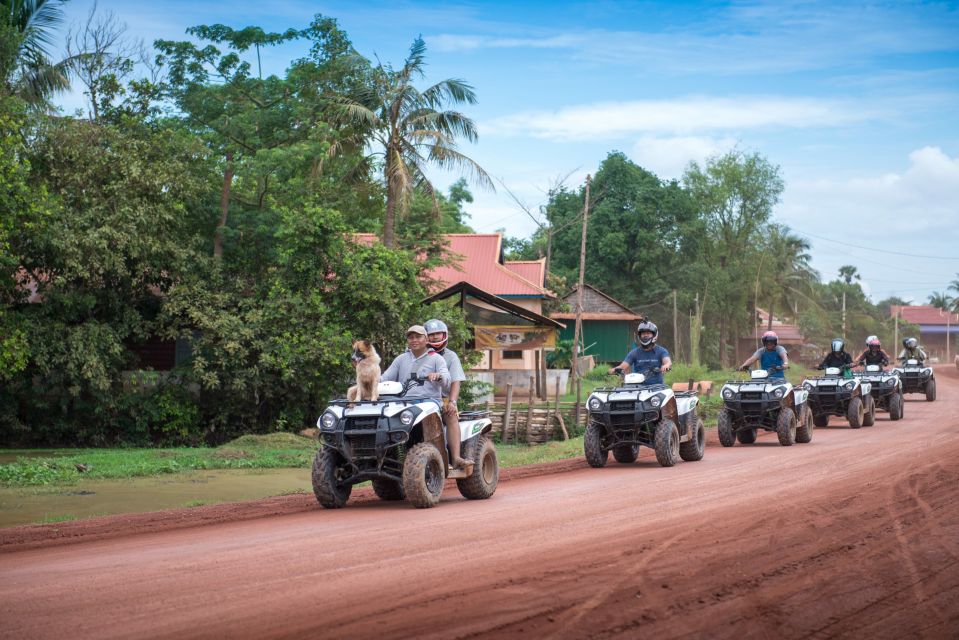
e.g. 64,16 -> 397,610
347,340 -> 381,402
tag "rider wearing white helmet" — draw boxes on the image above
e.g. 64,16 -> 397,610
898,337 -> 927,362
855,335 -> 890,368
609,319 -> 672,385
424,318 -> 470,469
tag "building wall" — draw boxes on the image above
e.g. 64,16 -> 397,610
563,288 -> 628,314
917,329 -> 958,362
559,320 -> 632,363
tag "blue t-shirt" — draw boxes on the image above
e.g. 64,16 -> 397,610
624,345 -> 670,385
752,346 -> 787,379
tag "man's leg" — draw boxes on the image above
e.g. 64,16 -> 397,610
443,403 -> 469,467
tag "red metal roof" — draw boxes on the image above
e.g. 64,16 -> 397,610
503,260 -> 546,288
890,305 -> 959,326
352,233 -> 552,298
745,308 -> 806,343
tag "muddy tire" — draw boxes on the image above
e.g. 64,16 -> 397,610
679,418 -> 706,462
847,396 -> 864,429
612,444 -> 639,464
372,478 -> 405,501
402,443 -> 445,509
813,412 -> 829,427
925,379 -> 936,402
717,408 -> 735,447
311,447 -> 352,509
654,419 -> 680,467
775,408 -> 797,446
796,406 -> 813,444
456,436 -> 498,500
737,428 -> 757,444
889,392 -> 904,421
584,422 -> 609,468
862,395 -> 876,427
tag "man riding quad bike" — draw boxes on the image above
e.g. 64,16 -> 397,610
852,336 -> 904,420
312,376 -> 498,509
803,339 -> 875,428
718,365 -> 813,446
893,337 -> 936,401
584,367 -> 704,467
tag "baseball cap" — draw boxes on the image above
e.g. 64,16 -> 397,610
406,325 -> 427,336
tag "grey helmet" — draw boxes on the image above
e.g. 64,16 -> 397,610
636,320 -> 658,347
905,337 -> 918,349
424,318 -> 449,352
831,338 -> 844,353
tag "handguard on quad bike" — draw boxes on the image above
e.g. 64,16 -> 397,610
743,365 -> 786,380
610,366 -> 664,386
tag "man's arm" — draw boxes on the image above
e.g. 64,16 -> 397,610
609,352 -> 633,374
740,349 -> 761,370
779,346 -> 789,368
381,355 -> 402,382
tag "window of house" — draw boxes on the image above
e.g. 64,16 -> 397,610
503,350 -> 523,360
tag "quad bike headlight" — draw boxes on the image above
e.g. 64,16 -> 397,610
588,397 -> 602,411
844,381 -> 856,390
722,387 -> 734,400
885,378 -> 897,386
319,412 -> 337,430
649,394 -> 663,408
399,409 -> 415,426
802,382 -> 813,391
772,387 -> 785,398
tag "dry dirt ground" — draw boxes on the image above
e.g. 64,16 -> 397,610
2,367 -> 958,639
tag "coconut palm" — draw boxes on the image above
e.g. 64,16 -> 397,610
759,224 -> 819,329
948,273 -> 959,312
339,37 -> 492,247
1,0 -> 71,106
928,291 -> 953,310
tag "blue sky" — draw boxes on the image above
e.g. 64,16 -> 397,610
55,0 -> 959,305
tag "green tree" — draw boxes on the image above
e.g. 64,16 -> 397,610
947,274 -> 959,312
758,224 -> 817,329
928,291 -> 952,310
838,265 -> 860,285
339,36 -> 492,248
0,0 -> 71,106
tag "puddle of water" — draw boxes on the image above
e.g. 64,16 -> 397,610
0,468 -> 314,528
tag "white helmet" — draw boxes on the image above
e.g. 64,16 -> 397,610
424,318 -> 449,352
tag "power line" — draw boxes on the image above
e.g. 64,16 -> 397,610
792,227 -> 959,261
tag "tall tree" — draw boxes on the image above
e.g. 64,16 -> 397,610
759,224 -> 817,329
947,273 -> 959,312
339,36 -> 492,247
838,265 -> 860,285
0,0 -> 71,106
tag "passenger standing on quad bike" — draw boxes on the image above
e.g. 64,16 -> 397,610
855,336 -> 891,368
608,320 -> 672,383
818,339 -> 854,374
424,318 -> 470,469
898,337 -> 927,362
738,330 -> 789,378
381,325 -> 450,402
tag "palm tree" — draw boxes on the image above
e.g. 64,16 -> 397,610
339,37 -> 492,247
759,225 -> 819,329
928,291 -> 953,310
838,265 -> 860,285
1,0 -> 71,106
948,273 -> 959,312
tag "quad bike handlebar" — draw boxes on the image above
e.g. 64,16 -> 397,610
608,366 -> 666,377
741,364 -> 786,372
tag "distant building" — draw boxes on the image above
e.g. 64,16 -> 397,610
551,284 -> 645,363
739,308 -> 818,367
890,305 -> 959,362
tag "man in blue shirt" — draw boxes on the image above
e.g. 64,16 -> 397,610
740,331 -> 789,379
609,320 -> 672,385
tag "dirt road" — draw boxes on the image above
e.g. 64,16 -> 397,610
3,368 -> 958,639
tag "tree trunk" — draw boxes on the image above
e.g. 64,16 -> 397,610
214,151 -> 234,259
383,151 -> 397,249
719,314 -> 727,368
767,301 -> 774,330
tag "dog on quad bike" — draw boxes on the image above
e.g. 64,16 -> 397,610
347,340 -> 381,402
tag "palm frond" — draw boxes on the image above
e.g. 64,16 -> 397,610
421,78 -> 477,107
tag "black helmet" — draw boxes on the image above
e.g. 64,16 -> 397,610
636,320 -> 658,347
761,330 -> 778,347
831,338 -> 844,353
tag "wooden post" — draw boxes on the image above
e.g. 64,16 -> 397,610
526,376 -> 535,444
539,348 -> 548,399
502,383 -> 513,444
572,174 -> 591,429
673,289 -> 679,363
554,376 -> 568,440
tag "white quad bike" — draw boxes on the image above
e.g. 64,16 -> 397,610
312,377 -> 497,509
584,369 -> 705,468
893,358 -> 936,402
717,366 -> 813,447
803,365 -> 875,428
854,364 -> 904,420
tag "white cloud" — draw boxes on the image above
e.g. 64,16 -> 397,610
485,96 -> 870,141
630,135 -> 739,180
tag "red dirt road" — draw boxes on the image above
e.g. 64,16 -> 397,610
3,368 -> 959,639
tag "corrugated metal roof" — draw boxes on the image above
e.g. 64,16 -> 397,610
352,233 -> 552,298
891,305 -> 959,326
552,312 -> 645,320
504,259 -> 546,288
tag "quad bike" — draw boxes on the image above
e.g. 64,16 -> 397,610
717,366 -> 813,447
892,358 -> 936,402
802,364 -> 875,428
312,377 -> 497,509
584,368 -> 705,468
853,364 -> 904,420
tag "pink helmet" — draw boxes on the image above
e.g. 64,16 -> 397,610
761,331 -> 778,346
867,336 -> 881,348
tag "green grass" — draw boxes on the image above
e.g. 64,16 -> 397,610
0,433 -> 319,488
497,437 -> 584,467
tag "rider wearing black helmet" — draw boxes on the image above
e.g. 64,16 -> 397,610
818,338 -> 853,370
608,319 -> 672,385
898,337 -> 927,362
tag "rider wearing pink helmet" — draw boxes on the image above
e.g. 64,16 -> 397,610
855,335 -> 890,368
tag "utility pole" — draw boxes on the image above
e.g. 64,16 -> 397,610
841,290 -> 847,340
572,175 -> 591,428
894,306 -> 899,353
672,289 -> 679,363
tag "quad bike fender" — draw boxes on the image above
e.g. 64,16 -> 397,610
788,388 -> 809,407
420,413 -> 449,472
661,396 -> 679,424
459,418 -> 493,441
